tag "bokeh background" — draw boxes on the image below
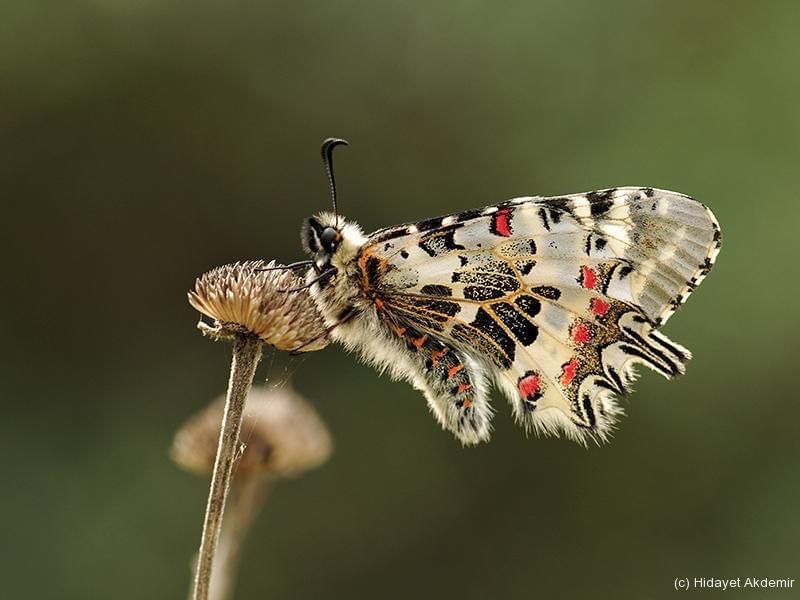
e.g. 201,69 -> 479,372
2,1 -> 799,598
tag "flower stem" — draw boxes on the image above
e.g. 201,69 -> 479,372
208,476 -> 270,600
192,334 -> 262,600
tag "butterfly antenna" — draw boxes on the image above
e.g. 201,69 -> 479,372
320,138 -> 349,228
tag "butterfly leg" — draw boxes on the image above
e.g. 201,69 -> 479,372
289,306 -> 358,354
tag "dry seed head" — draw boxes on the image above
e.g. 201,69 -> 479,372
188,260 -> 328,352
171,385 -> 333,479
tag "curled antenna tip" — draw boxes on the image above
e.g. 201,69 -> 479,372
321,138 -> 349,154
320,138 -> 349,227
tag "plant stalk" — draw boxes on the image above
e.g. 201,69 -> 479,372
208,476 -> 270,600
192,334 -> 262,600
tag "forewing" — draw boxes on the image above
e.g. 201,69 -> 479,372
362,187 -> 721,442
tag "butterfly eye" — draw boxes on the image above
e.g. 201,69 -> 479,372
319,227 -> 340,252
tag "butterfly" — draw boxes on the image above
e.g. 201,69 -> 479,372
285,138 -> 721,445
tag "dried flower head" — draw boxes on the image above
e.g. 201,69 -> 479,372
172,385 -> 333,480
188,260 -> 329,352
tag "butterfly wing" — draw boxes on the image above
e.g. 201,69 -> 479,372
360,187 -> 721,443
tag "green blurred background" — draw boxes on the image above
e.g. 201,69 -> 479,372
2,1 -> 798,598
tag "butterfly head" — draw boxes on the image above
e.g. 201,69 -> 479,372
301,211 -> 365,270
299,137 -> 366,271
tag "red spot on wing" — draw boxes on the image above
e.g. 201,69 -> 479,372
591,298 -> 610,317
580,265 -> 597,289
560,358 -> 579,387
457,383 -> 472,394
462,398 -> 473,409
572,322 -> 592,343
494,208 -> 513,237
518,374 -> 541,400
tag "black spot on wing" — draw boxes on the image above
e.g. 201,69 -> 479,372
534,197 -> 565,219
518,260 -> 536,275
600,266 -> 614,294
414,298 -> 462,317
452,270 -> 519,293
463,286 -> 505,301
471,308 -> 516,362
621,327 -> 679,377
372,225 -> 414,243
455,208 -> 484,222
365,256 -> 383,288
698,257 -> 713,277
420,284 -> 452,297
492,302 -> 539,346
605,365 -> 626,394
594,378 -> 616,392
400,249 -> 409,259
416,216 -> 444,232
418,225 -> 465,257
514,295 -> 542,319
581,395 -> 597,428
650,332 -> 690,362
618,343 -> 675,377
457,256 -> 516,276
531,285 -> 562,300
537,207 -> 551,231
587,189 -> 616,216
